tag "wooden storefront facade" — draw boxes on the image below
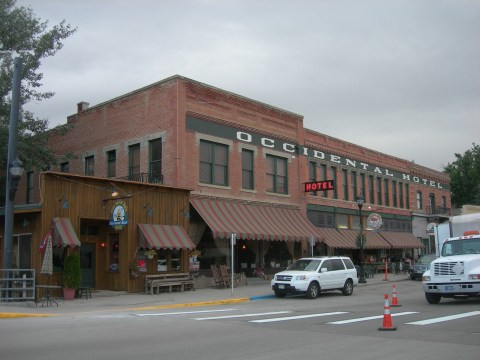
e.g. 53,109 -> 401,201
1,171 -> 193,294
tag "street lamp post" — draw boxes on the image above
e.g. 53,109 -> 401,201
356,195 -> 367,284
2,57 -> 24,282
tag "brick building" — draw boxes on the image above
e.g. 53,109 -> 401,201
8,75 -> 450,286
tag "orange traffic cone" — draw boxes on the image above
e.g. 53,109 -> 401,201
391,283 -> 401,307
378,294 -> 397,331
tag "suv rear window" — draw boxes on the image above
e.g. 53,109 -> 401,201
342,258 -> 354,269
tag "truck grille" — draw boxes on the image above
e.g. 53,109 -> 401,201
433,261 -> 465,276
276,274 -> 292,281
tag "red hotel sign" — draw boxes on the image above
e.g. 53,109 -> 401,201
304,180 -> 335,192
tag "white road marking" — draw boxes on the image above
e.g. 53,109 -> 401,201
194,311 -> 292,320
250,311 -> 348,323
406,311 -> 480,325
328,312 -> 418,324
134,309 -> 238,317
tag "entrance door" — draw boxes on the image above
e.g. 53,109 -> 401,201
80,243 -> 96,288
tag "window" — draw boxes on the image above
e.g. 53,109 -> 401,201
392,180 -> 397,207
336,214 -> 348,229
199,140 -> 229,186
399,182 -> 404,208
384,179 -> 389,206
307,210 -> 335,228
442,196 -> 446,209
129,144 -> 140,178
107,150 -> 116,178
60,162 -> 69,173
26,171 -> 34,204
12,234 -> 32,269
156,249 -> 183,272
342,169 -> 348,201
351,171 -> 357,200
359,173 -> 365,199
149,139 -> 162,183
368,175 -> 374,204
320,164 -> 327,197
85,155 -> 94,176
376,177 -> 382,205
242,149 -> 254,190
331,167 -> 338,199
405,184 -> 410,209
266,154 -> 288,194
417,191 -> 423,210
429,193 -> 435,212
308,161 -> 317,196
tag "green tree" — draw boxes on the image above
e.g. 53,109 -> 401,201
444,143 -> 480,208
1,0 -> 76,192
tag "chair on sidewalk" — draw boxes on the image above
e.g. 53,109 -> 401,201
211,265 -> 225,288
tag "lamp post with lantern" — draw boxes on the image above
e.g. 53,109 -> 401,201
356,195 -> 367,284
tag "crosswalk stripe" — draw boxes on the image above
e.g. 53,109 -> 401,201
327,311 -> 418,324
406,311 -> 480,325
134,309 -> 238,317
194,311 -> 292,320
250,311 -> 348,323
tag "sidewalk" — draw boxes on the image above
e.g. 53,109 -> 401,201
0,273 -> 410,318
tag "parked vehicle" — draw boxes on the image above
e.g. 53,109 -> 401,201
271,256 -> 358,299
410,254 -> 437,280
423,230 -> 480,304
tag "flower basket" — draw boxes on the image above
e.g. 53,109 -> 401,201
144,249 -> 157,259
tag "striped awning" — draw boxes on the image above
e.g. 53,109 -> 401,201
190,198 -> 319,241
138,224 -> 195,250
52,218 -> 81,247
315,227 -> 353,249
380,231 -> 424,249
337,229 -> 392,249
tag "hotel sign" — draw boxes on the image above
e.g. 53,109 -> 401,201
186,117 -> 449,190
304,180 -> 335,192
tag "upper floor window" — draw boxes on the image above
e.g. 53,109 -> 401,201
384,179 -> 390,206
359,173 -> 365,199
442,196 -> 446,209
392,180 -> 397,208
351,171 -> 358,200
342,169 -> 349,201
308,161 -> 317,196
405,184 -> 410,209
399,182 -> 404,208
199,140 -> 228,186
416,191 -> 423,210
149,139 -> 162,183
242,149 -> 254,190
107,150 -> 116,178
26,171 -> 34,204
376,177 -> 382,205
330,167 -> 338,199
429,193 -> 435,210
368,175 -> 374,204
320,164 -> 327,197
129,144 -> 140,178
60,162 -> 69,173
85,155 -> 94,176
266,154 -> 288,194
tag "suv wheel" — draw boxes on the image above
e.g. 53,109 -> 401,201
425,292 -> 441,304
341,279 -> 353,296
306,282 -> 319,299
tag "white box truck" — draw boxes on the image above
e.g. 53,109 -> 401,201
422,214 -> 480,304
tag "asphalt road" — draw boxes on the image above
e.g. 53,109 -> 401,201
1,280 -> 479,360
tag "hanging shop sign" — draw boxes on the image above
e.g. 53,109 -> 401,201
109,200 -> 129,230
367,213 -> 383,230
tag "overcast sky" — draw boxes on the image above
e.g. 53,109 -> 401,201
17,0 -> 480,172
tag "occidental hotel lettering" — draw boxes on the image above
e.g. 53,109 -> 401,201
186,117 -> 448,190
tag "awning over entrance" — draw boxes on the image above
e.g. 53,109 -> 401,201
380,231 -> 424,249
337,229 -> 392,249
52,218 -> 81,247
138,224 -> 195,250
190,198 -> 319,241
315,227 -> 352,249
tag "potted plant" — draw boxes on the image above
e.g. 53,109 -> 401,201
190,249 -> 202,261
62,254 -> 82,300
144,249 -> 157,259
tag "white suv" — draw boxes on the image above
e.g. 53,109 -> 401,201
271,256 -> 359,299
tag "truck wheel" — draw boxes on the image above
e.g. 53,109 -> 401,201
274,290 -> 286,298
306,282 -> 319,299
341,279 -> 353,296
425,292 -> 441,304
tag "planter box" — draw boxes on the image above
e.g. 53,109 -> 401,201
193,277 -> 215,289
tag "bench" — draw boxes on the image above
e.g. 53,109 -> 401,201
144,273 -> 195,295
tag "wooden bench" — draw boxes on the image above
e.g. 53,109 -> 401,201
144,273 -> 195,295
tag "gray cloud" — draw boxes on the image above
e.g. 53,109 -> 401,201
18,0 -> 480,171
